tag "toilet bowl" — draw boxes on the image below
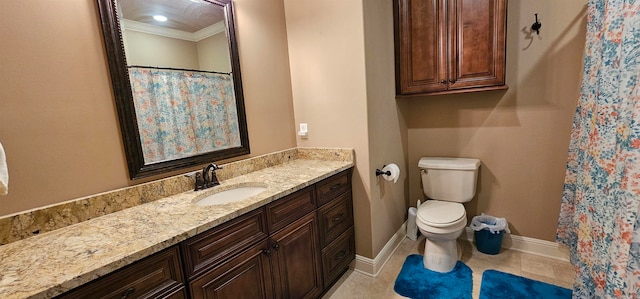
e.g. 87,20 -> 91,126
417,157 -> 480,272
416,200 -> 467,272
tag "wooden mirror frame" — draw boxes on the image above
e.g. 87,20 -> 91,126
96,0 -> 250,180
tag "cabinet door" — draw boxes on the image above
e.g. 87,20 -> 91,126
395,0 -> 448,94
448,0 -> 506,90
189,239 -> 273,299
270,213 -> 322,299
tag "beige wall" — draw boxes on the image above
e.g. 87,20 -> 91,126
197,33 -> 232,73
124,29 -> 231,73
405,0 -> 587,241
284,0 -> 410,259
284,0 -> 374,257
124,30 -> 200,69
0,0 -> 296,216
363,0 -> 409,257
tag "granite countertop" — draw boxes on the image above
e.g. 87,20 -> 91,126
0,152 -> 353,298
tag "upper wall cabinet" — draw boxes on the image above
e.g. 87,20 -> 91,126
394,0 -> 508,96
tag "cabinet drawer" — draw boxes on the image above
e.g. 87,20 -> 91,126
266,186 -> 316,233
316,170 -> 351,206
321,227 -> 355,287
318,191 -> 353,247
182,208 -> 268,279
57,246 -> 184,299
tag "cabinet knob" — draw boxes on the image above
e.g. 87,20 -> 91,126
440,80 -> 446,84
263,249 -> 270,256
272,242 -> 279,250
120,287 -> 135,299
449,79 -> 456,83
329,183 -> 342,191
335,250 -> 347,260
331,214 -> 344,223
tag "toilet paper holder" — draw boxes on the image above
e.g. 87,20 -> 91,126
375,166 -> 391,176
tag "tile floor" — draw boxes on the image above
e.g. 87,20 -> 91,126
322,236 -> 575,299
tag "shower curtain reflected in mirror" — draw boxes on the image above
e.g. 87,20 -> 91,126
556,0 -> 640,297
128,68 -> 240,164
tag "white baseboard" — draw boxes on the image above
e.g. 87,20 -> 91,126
461,227 -> 570,262
353,222 -> 407,277
351,224 -> 569,278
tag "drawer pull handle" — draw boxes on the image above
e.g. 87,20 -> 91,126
335,250 -> 347,260
120,287 -> 135,299
329,183 -> 342,191
331,214 -> 344,223
272,242 -> 279,250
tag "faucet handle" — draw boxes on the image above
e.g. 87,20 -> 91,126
194,172 -> 204,191
211,163 -> 224,170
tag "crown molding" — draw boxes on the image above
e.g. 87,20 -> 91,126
121,19 -> 225,42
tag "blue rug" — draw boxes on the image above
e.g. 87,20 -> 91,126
394,254 -> 472,299
480,270 -> 572,299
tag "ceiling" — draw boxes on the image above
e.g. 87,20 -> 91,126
119,0 -> 225,33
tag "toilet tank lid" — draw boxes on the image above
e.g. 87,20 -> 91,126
418,157 -> 481,170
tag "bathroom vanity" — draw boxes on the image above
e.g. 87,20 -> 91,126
56,170 -> 353,299
0,148 -> 354,299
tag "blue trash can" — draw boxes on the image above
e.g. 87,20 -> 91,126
474,229 -> 504,255
470,214 -> 509,255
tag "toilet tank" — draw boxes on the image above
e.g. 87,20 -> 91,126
419,157 -> 481,203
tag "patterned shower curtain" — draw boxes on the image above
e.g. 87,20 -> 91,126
556,0 -> 640,298
128,68 -> 241,164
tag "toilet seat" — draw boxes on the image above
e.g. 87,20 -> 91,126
417,200 -> 466,228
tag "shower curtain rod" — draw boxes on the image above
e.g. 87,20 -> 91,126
127,65 -> 231,76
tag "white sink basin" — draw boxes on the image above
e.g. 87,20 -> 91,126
194,185 -> 267,206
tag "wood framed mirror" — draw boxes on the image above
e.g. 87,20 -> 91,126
96,0 -> 249,180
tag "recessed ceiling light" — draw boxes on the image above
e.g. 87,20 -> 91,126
153,15 -> 168,22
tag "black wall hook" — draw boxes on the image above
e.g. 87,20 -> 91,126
531,13 -> 542,35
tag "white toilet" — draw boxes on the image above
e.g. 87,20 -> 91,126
416,157 -> 481,272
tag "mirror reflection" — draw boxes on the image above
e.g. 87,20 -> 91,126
119,0 -> 231,73
97,0 -> 250,179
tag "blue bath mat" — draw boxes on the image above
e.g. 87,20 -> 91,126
480,270 -> 572,299
393,254 -> 472,299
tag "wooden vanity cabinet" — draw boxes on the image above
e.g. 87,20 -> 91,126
56,245 -> 186,299
394,0 -> 507,96
57,169 -> 354,299
316,170 -> 355,288
184,186 -> 321,299
184,171 -> 353,299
